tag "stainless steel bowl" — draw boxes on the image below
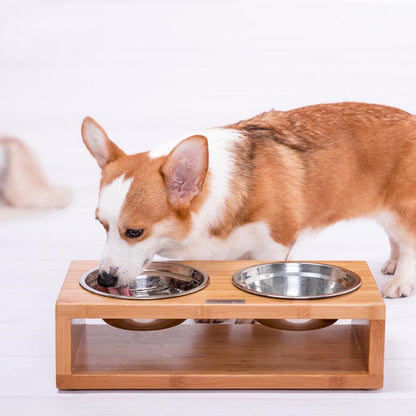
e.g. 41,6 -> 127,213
232,262 -> 361,300
80,262 -> 209,300
79,262 -> 209,331
232,262 -> 362,331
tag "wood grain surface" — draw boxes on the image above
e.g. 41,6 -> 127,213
56,260 -> 385,390
56,260 -> 385,320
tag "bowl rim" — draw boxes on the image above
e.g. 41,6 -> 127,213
232,261 -> 362,300
79,261 -> 210,300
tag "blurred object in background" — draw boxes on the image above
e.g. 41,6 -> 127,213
0,137 -> 72,209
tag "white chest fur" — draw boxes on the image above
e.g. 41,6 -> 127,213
158,221 -> 290,261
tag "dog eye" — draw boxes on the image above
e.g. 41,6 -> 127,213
125,229 -> 144,239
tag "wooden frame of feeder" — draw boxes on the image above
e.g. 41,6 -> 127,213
56,260 -> 385,390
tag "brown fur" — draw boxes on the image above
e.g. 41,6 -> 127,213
83,103 -> 416,297
221,102 -> 416,247
92,102 -> 416,248
98,153 -> 192,245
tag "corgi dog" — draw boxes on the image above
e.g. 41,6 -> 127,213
82,102 -> 416,299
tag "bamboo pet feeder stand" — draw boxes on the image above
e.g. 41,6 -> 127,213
56,260 -> 385,390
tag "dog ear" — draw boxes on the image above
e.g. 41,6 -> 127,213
81,117 -> 125,169
161,135 -> 209,210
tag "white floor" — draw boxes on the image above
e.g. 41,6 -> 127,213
2,0 -> 416,414
2,126 -> 416,416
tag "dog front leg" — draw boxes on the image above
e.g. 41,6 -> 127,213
383,242 -> 415,298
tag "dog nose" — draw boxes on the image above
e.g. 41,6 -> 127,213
97,270 -> 118,287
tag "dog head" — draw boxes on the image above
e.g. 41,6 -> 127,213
81,117 -> 208,289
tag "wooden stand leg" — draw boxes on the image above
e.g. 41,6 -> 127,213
352,319 -> 385,385
56,318 -> 85,388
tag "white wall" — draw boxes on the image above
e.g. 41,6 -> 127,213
2,0 -> 416,133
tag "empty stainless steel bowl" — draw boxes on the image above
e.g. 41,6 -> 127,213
80,262 -> 209,331
232,262 -> 361,300
233,262 -> 362,331
80,262 -> 209,300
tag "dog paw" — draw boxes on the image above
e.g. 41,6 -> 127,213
381,259 -> 398,275
382,278 -> 414,298
234,319 -> 256,324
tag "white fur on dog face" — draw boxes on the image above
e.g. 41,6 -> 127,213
97,175 -> 157,287
98,175 -> 132,225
